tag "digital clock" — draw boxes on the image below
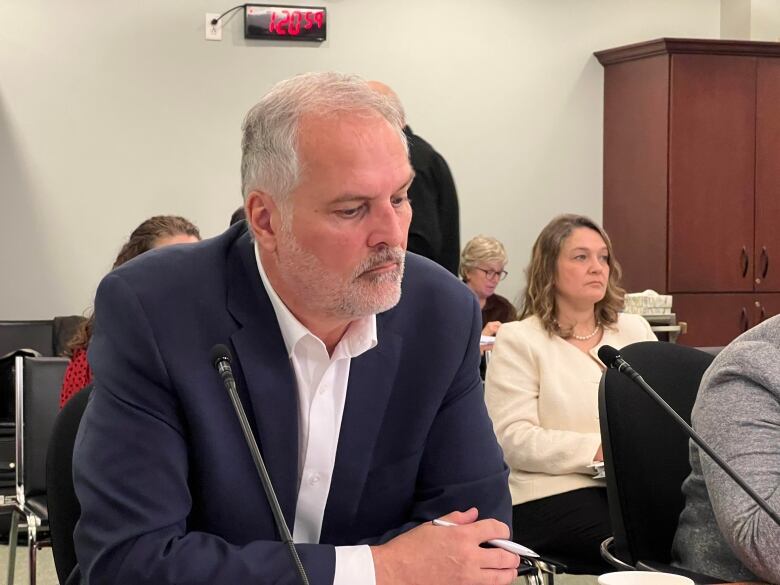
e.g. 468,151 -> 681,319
244,4 -> 327,42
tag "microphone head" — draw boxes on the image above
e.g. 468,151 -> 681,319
598,345 -> 621,368
210,343 -> 233,368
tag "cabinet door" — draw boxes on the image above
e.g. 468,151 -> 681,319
674,293 -> 753,347
668,55 -> 756,293
755,58 -> 780,292
754,293 -> 780,326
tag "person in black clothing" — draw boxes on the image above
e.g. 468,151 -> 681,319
369,81 -> 461,275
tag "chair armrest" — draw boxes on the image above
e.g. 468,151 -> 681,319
601,536 -> 635,571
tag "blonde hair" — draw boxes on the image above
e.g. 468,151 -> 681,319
519,214 -> 625,336
459,235 -> 508,281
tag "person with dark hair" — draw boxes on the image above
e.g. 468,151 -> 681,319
485,214 -> 656,573
59,215 -> 200,407
368,81 -> 460,275
230,206 -> 246,225
71,73 -> 515,585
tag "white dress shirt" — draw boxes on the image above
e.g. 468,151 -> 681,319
254,245 -> 377,585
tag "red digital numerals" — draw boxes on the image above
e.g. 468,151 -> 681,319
268,10 -> 324,36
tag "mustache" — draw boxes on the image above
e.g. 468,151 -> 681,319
355,247 -> 405,276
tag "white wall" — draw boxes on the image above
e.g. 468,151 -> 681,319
721,0 -> 752,38
751,0 -> 780,40
0,0 -> 722,319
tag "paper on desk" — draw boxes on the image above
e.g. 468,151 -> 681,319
588,461 -> 605,479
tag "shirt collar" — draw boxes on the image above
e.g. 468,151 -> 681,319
253,243 -> 377,359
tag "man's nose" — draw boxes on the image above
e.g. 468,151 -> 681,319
367,202 -> 408,249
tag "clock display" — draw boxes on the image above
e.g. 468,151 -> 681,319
245,4 -> 327,42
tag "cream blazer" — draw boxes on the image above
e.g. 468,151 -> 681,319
485,313 -> 657,505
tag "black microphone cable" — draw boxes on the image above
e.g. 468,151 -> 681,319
211,343 -> 310,585
599,344 -> 780,527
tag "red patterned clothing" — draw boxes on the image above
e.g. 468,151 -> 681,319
60,347 -> 93,408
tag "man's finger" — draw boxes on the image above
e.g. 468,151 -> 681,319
469,518 -> 511,542
436,507 -> 479,526
476,568 -> 519,585
477,547 -> 520,570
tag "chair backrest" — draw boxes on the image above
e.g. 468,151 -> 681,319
16,356 -> 69,500
0,321 -> 54,357
598,341 -> 714,566
694,346 -> 724,357
46,384 -> 92,585
0,350 -> 40,429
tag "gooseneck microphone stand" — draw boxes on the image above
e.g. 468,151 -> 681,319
598,345 -> 780,527
211,344 -> 310,585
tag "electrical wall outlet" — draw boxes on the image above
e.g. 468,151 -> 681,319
206,13 -> 222,41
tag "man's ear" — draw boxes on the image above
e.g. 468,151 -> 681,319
245,191 -> 280,251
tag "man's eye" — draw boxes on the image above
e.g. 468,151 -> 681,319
337,206 -> 365,219
391,195 -> 408,207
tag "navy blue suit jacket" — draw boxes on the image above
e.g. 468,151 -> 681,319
72,223 -> 511,584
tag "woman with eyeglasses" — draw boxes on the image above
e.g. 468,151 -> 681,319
459,235 -> 518,354
484,214 -> 656,574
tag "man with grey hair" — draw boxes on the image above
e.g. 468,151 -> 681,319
72,72 -> 516,585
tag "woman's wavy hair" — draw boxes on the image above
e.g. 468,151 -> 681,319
519,214 -> 625,336
66,215 -> 201,355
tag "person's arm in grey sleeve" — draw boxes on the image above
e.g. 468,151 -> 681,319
694,339 -> 780,583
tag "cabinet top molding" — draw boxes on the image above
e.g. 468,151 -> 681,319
595,38 -> 780,66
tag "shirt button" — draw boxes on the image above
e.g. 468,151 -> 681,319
318,384 -> 329,394
309,473 -> 321,486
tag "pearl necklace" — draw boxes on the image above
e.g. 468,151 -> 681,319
571,322 -> 602,341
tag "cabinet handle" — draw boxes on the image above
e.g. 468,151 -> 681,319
741,246 -> 749,278
761,246 -> 769,279
740,307 -> 749,332
760,304 -> 767,323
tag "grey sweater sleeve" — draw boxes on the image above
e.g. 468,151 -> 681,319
693,328 -> 780,583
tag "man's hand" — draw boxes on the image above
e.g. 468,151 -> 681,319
371,508 -> 520,585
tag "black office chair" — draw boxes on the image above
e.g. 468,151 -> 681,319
5,355 -> 69,585
46,384 -> 92,585
0,317 -> 87,360
0,323 -> 54,359
597,341 -> 722,582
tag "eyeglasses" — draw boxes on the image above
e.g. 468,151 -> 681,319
475,267 -> 508,281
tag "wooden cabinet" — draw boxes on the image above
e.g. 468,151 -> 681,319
755,58 -> 780,292
672,293 -> 778,347
597,39 -> 780,346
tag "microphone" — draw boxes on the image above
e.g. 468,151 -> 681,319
210,344 -> 310,585
598,345 -> 780,527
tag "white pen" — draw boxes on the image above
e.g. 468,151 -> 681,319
431,518 -> 540,558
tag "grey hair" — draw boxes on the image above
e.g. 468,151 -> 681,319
459,235 -> 508,280
241,71 -> 408,202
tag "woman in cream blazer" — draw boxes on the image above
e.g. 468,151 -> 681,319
485,214 -> 656,574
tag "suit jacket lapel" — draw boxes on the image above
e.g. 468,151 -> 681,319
226,233 -> 299,530
321,316 -> 402,543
